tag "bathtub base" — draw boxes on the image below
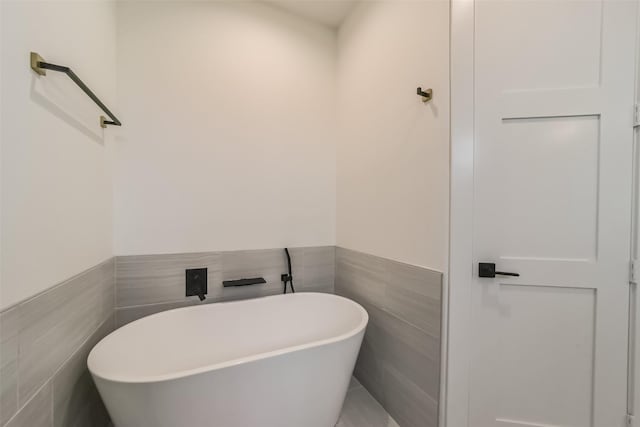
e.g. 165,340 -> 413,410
95,332 -> 363,427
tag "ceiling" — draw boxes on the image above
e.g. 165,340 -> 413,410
264,0 -> 358,28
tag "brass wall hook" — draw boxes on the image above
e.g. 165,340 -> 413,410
417,87 -> 433,103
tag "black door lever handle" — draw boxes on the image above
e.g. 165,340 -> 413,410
479,262 -> 520,278
495,271 -> 520,277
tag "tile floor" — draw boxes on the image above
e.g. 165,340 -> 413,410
336,377 -> 399,427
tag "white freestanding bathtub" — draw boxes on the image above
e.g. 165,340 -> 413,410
88,293 -> 368,427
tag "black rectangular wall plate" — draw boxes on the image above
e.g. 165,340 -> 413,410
478,263 -> 496,278
186,268 -> 207,297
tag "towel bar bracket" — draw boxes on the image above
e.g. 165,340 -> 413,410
30,52 -> 46,76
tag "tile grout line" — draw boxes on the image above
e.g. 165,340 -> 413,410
13,304 -> 21,426
2,378 -> 50,427
113,260 -> 118,325
379,302 -> 442,341
49,378 -> 53,427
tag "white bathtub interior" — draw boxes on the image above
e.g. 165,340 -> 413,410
90,293 -> 366,382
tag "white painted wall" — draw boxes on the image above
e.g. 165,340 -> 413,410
335,0 -> 450,271
114,1 -> 337,256
0,1 -> 116,310
0,0 -> 450,308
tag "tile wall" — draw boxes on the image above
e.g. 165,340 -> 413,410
335,247 -> 442,427
114,246 -> 335,327
0,260 -> 114,427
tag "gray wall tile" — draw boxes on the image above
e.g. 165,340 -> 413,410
0,308 -> 19,426
335,247 -> 442,427
115,247 -> 335,312
115,300 -> 197,328
215,285 -> 282,303
353,323 -> 386,406
336,248 -> 387,309
116,252 -> 221,307
17,259 -> 114,406
98,261 -> 116,326
384,260 -> 442,337
53,316 -> 114,427
296,246 -> 335,291
384,365 -> 439,427
5,382 -> 52,427
1,258 -> 115,426
375,306 -> 440,402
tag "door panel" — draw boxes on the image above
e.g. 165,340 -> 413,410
481,1 -> 603,91
469,1 -> 638,426
495,285 -> 596,427
489,115 -> 600,261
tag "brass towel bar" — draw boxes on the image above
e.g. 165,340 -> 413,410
30,52 -> 122,128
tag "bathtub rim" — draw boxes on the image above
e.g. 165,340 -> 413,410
88,292 -> 368,384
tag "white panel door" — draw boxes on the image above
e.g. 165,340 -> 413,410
469,1 -> 638,427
